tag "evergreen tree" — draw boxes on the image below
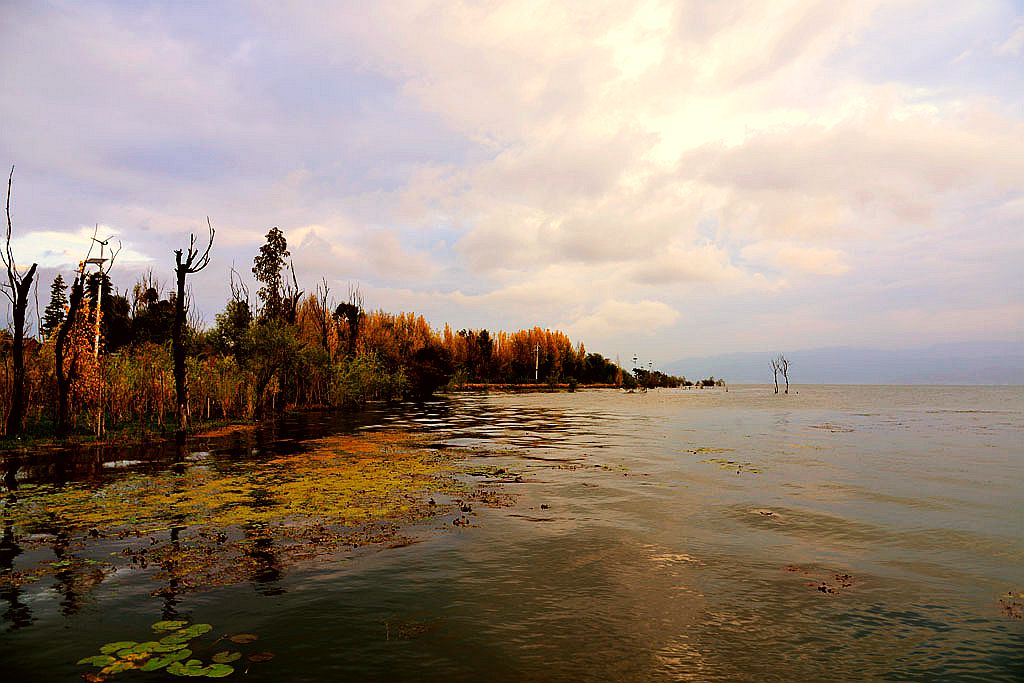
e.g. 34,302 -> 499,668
41,273 -> 68,340
252,226 -> 289,321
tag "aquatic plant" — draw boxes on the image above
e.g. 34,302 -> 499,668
76,620 -> 263,679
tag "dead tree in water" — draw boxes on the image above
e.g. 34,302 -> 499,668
770,357 -> 781,394
779,354 -> 790,394
1,167 -> 38,436
172,220 -> 214,436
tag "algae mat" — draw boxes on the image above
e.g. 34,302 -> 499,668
0,430 -> 497,595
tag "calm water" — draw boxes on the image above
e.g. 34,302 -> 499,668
2,385 -> 1023,681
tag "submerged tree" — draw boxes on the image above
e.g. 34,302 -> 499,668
779,354 -> 790,394
1,167 -> 39,436
172,220 -> 214,435
770,356 -> 781,394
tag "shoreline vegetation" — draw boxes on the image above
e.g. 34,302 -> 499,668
2,219 -> 700,448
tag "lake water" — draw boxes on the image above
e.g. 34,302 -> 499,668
2,385 -> 1022,681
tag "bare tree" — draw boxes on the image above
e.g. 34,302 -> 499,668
2,167 -> 39,436
779,354 -> 790,394
315,277 -> 332,354
770,356 -> 781,394
282,260 -> 302,325
172,219 -> 215,435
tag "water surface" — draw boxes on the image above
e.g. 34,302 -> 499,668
2,385 -> 1022,681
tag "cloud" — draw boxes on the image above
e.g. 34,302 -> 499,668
563,299 -> 681,341
995,21 -> 1024,55
2,0 -> 1022,363
741,242 -> 850,276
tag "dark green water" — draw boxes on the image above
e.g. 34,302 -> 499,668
2,385 -> 1023,681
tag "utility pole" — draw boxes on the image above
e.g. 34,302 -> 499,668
535,344 -> 540,382
85,235 -> 111,358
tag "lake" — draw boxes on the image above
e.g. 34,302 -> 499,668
2,385 -> 1022,681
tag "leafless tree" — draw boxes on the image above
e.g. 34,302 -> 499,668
172,219 -> 214,435
779,354 -> 790,394
770,356 -> 781,394
2,167 -> 39,435
282,260 -> 302,325
315,277 -> 332,354
228,264 -> 250,308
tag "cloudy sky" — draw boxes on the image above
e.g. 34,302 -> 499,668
2,0 -> 1022,363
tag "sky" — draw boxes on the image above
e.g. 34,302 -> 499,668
1,0 -> 1022,365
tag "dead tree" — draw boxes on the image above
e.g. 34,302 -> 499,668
315,277 -> 332,354
770,356 -> 781,394
172,219 -> 214,436
2,167 -> 39,436
779,354 -> 790,394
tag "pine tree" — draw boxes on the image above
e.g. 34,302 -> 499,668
42,273 -> 68,340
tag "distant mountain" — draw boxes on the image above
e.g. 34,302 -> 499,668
663,341 -> 1024,385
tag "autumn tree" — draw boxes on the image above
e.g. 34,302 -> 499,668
1,167 -> 39,436
54,264 -> 87,436
172,220 -> 214,434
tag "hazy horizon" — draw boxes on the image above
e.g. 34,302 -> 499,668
2,1 -> 1022,365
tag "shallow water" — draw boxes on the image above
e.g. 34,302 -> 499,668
2,385 -> 1023,681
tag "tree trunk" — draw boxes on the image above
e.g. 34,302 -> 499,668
5,264 -> 37,435
55,275 -> 84,437
172,266 -> 188,436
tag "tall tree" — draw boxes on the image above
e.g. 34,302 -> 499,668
41,274 -> 68,341
779,354 -> 790,394
54,264 -> 87,436
252,227 -> 289,321
1,167 -> 39,436
172,220 -> 214,435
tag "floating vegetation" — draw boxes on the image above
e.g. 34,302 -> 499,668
809,423 -> 854,433
76,620 -> 267,680
998,591 -> 1023,619
698,458 -> 762,474
784,565 -> 856,595
1,430 -> 508,597
686,447 -> 735,455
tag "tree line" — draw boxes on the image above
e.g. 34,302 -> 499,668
2,191 -> 636,439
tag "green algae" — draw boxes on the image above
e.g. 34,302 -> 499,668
2,430 -> 484,595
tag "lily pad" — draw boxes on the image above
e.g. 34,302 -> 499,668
140,648 -> 192,671
99,641 -> 137,654
248,651 -> 275,662
160,633 -> 193,646
228,633 -> 258,644
152,619 -> 189,632
176,623 -> 214,638
100,660 -> 140,674
204,663 -> 235,677
77,655 -> 116,667
126,640 -> 163,654
212,651 -> 242,663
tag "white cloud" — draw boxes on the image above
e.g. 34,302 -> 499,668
741,242 -> 851,276
563,299 -> 681,341
995,21 -> 1024,55
3,0 -> 1022,361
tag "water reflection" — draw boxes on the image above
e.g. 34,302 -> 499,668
1,386 -> 1022,681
